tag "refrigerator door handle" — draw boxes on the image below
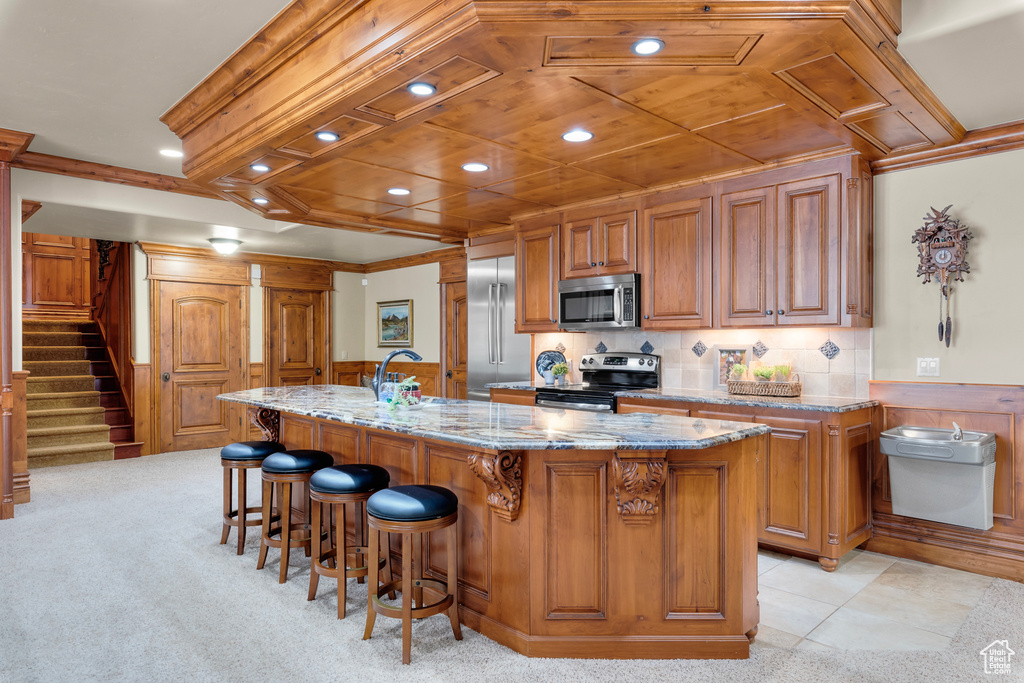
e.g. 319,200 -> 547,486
497,283 -> 507,364
613,286 -> 623,324
487,283 -> 497,364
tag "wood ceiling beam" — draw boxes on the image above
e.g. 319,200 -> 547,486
12,152 -> 221,200
0,129 -> 34,163
21,201 -> 42,224
871,119 -> 1024,175
362,246 -> 466,273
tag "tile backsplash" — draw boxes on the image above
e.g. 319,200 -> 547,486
533,327 -> 872,398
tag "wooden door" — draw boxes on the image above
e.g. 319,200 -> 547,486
515,223 -> 560,333
755,415 -> 822,553
640,198 -> 712,329
776,175 -> 840,326
157,281 -> 246,452
265,288 -> 327,387
562,217 -> 599,279
442,280 -> 468,398
598,210 -> 637,274
717,187 -> 775,327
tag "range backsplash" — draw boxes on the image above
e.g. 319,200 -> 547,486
533,327 -> 871,399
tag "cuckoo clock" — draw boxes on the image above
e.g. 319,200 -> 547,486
911,205 -> 973,347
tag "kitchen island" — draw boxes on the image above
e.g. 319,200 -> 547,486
218,385 -> 769,659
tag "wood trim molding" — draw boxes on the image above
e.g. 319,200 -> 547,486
12,151 -> 221,200
362,246 -> 466,273
20,200 -> 42,224
871,119 -> 1024,174
11,371 -> 29,505
0,128 -> 34,163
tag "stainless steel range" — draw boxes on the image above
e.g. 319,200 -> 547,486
534,352 -> 660,413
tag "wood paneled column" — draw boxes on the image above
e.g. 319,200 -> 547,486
0,128 -> 35,520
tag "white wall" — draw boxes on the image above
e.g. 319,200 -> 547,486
873,148 -> 1024,383
131,244 -> 150,363
362,263 -> 440,363
332,271 -> 366,362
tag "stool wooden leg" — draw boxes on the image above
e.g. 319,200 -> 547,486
279,482 -> 293,584
257,478 -> 272,570
412,532 -> 423,608
402,531 -> 413,665
307,498 -> 322,601
337,503 -> 348,619
221,465 -> 232,545
362,524 -> 379,641
236,467 -> 248,555
446,523 -> 462,640
383,532 -> 395,600
355,501 -> 366,584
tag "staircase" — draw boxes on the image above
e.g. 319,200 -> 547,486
23,320 -> 141,468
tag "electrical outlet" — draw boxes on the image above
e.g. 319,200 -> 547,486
341,350 -> 348,360
917,357 -> 940,377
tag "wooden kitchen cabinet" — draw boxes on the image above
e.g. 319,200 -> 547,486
514,220 -> 560,333
489,388 -> 536,406
640,197 -> 712,329
618,396 -> 875,570
562,203 -> 637,279
717,172 -> 843,327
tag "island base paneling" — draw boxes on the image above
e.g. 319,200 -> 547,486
276,411 -> 762,658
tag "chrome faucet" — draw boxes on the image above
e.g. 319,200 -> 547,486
952,422 -> 963,441
373,349 -> 422,401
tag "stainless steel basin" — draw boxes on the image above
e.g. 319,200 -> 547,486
879,425 -> 996,464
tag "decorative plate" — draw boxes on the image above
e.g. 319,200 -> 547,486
535,350 -> 567,377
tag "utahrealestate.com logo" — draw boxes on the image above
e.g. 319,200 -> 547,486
980,640 -> 1015,675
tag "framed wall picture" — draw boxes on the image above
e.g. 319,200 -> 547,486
712,345 -> 750,391
377,299 -> 413,347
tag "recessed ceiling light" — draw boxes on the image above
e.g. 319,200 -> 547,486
252,197 -> 269,205
159,149 -> 184,158
461,162 -> 489,172
631,38 -> 665,56
209,238 -> 242,255
387,187 -> 411,196
407,82 -> 436,96
315,131 -> 340,142
561,129 -> 594,143
250,163 -> 271,173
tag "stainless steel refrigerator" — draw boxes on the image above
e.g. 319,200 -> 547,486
466,256 -> 532,401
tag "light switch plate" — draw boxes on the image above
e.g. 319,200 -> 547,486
917,357 -> 940,377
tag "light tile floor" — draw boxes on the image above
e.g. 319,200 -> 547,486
753,549 -> 994,651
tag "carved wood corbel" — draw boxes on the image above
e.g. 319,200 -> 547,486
612,451 -> 668,524
467,450 -> 522,522
249,407 -> 280,442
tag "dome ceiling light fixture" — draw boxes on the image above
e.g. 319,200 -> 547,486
461,162 -> 489,172
631,38 -> 665,55
407,82 -> 436,96
209,238 -> 242,255
561,129 -> 594,142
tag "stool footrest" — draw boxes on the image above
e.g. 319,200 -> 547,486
371,578 -> 454,620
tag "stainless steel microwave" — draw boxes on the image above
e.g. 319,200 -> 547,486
558,273 -> 640,330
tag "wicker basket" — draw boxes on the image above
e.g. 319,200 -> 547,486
727,373 -> 802,397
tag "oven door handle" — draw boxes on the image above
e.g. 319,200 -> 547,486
613,286 -> 623,324
536,399 -> 612,412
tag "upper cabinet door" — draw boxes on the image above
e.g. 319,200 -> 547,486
640,198 -> 712,329
515,223 -> 560,333
718,187 -> 775,328
562,217 -> 599,279
599,210 -> 637,274
776,175 -> 840,326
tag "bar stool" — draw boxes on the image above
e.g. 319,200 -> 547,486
220,440 -> 285,555
258,449 -> 334,584
363,484 -> 462,664
308,464 -> 393,618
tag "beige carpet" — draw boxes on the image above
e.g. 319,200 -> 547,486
0,450 -> 1021,682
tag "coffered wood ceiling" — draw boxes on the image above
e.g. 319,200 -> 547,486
163,1 -> 958,243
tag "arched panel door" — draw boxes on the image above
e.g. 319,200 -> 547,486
157,282 -> 246,452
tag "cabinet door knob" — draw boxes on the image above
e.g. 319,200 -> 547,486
765,310 -> 772,316
644,315 -> 649,319
446,370 -> 453,379
551,318 -> 556,323
598,261 -> 604,266
777,309 -> 785,315
590,262 -> 596,267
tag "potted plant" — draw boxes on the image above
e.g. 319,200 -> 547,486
388,376 -> 421,409
729,363 -> 747,381
753,366 -> 775,382
775,364 -> 791,382
551,362 -> 569,385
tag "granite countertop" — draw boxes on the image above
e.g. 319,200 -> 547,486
218,385 -> 769,452
486,382 -> 876,413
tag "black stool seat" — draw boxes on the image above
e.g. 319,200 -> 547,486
221,440 -> 284,460
310,464 -> 390,495
367,484 -> 458,522
262,449 -> 334,474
